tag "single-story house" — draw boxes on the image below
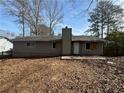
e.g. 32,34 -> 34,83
12,27 -> 105,57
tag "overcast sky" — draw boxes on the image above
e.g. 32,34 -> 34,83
0,0 -> 123,36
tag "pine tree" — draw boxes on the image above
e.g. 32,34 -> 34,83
87,0 -> 123,38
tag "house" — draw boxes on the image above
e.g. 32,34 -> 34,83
30,24 -> 50,36
12,27 -> 105,57
0,36 -> 13,52
37,24 -> 51,36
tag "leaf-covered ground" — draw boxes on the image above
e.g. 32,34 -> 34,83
0,57 -> 124,93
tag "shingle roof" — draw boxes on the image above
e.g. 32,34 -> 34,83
12,36 -> 61,42
72,36 -> 105,42
12,36 -> 105,42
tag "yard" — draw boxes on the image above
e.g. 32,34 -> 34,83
0,57 -> 124,93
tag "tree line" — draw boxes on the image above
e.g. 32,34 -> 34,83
0,0 -> 64,37
87,0 -> 124,56
87,0 -> 124,38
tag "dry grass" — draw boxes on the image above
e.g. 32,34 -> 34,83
0,57 -> 124,93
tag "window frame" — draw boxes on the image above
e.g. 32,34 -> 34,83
85,42 -> 97,50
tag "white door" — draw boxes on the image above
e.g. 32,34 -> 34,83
73,42 -> 79,55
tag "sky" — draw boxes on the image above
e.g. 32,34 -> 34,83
0,0 -> 124,37
58,0 -> 96,35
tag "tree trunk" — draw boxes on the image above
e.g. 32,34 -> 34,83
101,23 -> 104,39
107,24 -> 109,36
22,15 -> 25,37
35,20 -> 38,35
50,22 -> 53,36
101,13 -> 104,39
96,21 -> 99,38
107,18 -> 110,36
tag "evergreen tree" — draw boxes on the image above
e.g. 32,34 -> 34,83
87,0 -> 123,38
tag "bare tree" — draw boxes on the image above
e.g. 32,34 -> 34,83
44,0 -> 64,35
0,0 -> 44,36
25,0 -> 43,35
1,0 -> 26,37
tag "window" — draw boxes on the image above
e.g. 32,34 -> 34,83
86,42 -> 97,50
91,42 -> 97,50
27,42 -> 31,46
53,43 -> 56,48
86,42 -> 90,49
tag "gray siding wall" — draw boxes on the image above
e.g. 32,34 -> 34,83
72,42 -> 103,56
13,40 -> 104,57
81,42 -> 103,56
13,41 -> 62,57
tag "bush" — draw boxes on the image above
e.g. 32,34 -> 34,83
104,31 -> 124,56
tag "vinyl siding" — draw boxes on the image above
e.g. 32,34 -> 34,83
72,41 -> 103,56
13,41 -> 62,57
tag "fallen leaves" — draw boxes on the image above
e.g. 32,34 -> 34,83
0,57 -> 124,93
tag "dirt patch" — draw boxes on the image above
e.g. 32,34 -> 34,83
0,57 -> 124,93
